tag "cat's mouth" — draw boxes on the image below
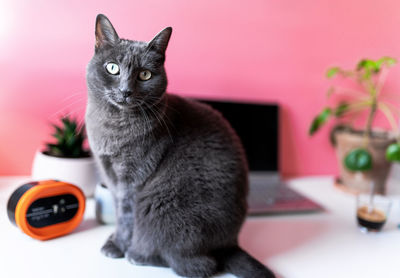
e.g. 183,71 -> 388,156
115,96 -> 134,105
107,92 -> 161,110
108,95 -> 145,109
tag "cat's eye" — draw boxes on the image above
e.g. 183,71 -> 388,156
106,63 -> 120,75
139,70 -> 152,81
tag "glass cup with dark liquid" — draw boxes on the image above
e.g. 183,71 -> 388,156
356,194 -> 391,233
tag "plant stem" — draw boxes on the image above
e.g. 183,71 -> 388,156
368,181 -> 375,214
363,80 -> 378,147
364,97 -> 377,143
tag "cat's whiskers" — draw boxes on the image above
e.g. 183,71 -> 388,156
48,96 -> 87,122
62,109 -> 85,124
104,93 -> 125,110
148,95 -> 180,114
141,97 -> 177,142
59,91 -> 87,104
148,98 -> 177,135
137,104 -> 154,146
142,101 -> 173,143
149,101 -> 174,132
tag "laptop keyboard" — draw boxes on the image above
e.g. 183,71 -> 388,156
249,185 -> 305,205
247,180 -> 323,214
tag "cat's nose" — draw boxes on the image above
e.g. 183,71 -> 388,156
119,89 -> 133,98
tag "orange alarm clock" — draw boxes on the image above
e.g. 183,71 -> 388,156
7,180 -> 85,240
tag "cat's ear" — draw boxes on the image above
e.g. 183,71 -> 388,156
95,14 -> 119,49
147,27 -> 172,55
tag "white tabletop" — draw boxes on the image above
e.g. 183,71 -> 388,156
1,176 -> 399,278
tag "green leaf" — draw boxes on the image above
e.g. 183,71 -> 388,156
357,59 -> 380,79
71,148 -> 81,157
356,57 -> 397,77
45,116 -> 89,158
378,56 -> 397,68
52,133 -> 63,142
344,148 -> 373,171
357,59 -> 366,70
326,67 -> 339,78
334,102 -> 349,117
46,143 -> 63,156
52,124 -> 63,135
357,59 -> 374,70
61,117 -> 71,128
386,143 -> 400,162
309,108 -> 332,135
66,133 -> 77,148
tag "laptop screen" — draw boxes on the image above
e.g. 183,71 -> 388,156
199,99 -> 279,172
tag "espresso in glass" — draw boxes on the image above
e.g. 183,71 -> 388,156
357,206 -> 386,231
356,194 -> 391,233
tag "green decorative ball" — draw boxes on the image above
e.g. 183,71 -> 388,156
344,148 -> 372,171
386,143 -> 400,162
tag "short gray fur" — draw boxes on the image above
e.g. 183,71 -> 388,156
85,14 -> 275,278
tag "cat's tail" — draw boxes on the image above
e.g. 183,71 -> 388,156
213,246 -> 276,278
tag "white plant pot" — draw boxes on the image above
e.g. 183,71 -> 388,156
31,151 -> 99,197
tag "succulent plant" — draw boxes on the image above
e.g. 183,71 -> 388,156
44,116 -> 90,158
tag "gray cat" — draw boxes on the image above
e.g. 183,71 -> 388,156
86,14 -> 275,278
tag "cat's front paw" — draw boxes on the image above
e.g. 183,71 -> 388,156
125,249 -> 167,267
125,252 -> 146,266
101,238 -> 124,258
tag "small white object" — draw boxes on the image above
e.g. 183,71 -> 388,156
31,151 -> 99,197
94,183 -> 115,224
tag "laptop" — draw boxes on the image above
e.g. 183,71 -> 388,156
199,99 -> 323,215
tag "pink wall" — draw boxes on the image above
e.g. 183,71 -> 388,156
1,0 -> 400,176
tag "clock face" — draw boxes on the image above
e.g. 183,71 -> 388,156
26,194 -> 79,228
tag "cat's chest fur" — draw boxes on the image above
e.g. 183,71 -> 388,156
86,102 -> 169,187
86,103 -> 137,154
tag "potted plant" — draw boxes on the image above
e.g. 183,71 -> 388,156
309,56 -> 400,194
32,116 -> 98,197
